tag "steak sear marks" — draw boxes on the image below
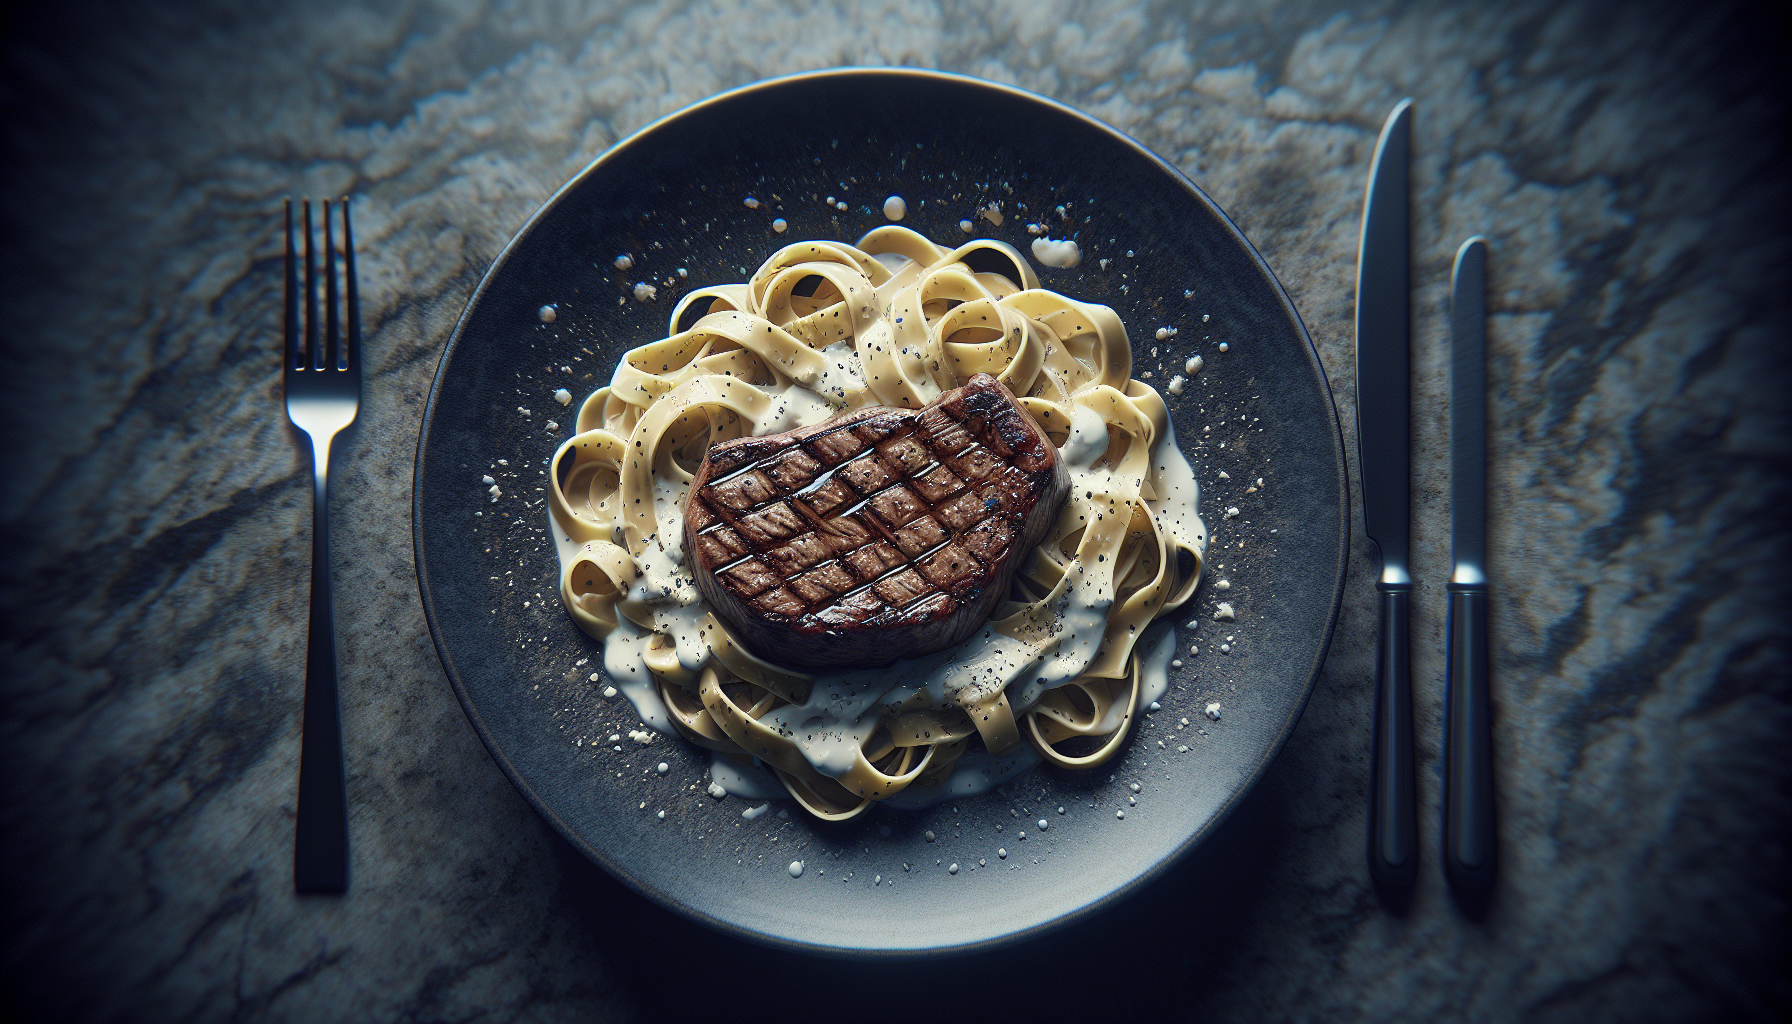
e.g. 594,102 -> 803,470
684,374 -> 1069,669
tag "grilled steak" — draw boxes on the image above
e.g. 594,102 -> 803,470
685,373 -> 1069,670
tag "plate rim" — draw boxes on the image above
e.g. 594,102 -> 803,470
412,65 -> 1350,958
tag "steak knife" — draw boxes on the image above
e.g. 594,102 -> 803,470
1445,236 -> 1496,893
1355,99 -> 1416,889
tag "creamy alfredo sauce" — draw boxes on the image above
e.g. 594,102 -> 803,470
550,356 -> 1206,807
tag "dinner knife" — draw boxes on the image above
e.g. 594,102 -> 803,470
1445,236 -> 1496,893
1355,99 -> 1416,889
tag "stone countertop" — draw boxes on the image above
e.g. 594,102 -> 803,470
1,1 -> 1786,1020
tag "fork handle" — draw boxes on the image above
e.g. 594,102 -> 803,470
295,432 -> 348,893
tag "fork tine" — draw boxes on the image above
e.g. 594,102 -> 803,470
284,199 -> 300,371
341,198 -> 361,372
303,199 -> 318,370
323,198 -> 340,371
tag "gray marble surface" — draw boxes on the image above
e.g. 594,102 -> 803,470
2,1 -> 1786,1020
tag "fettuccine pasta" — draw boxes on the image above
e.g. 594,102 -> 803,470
549,227 -> 1206,821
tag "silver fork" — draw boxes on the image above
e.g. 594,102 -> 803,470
285,197 -> 361,894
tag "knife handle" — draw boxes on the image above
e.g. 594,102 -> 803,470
1444,583 -> 1496,893
1369,584 -> 1417,888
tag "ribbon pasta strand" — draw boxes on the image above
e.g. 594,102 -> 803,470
548,227 -> 1205,816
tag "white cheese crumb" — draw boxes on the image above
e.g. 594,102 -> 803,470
788,860 -> 804,877
883,195 -> 907,221
553,388 -> 571,406
1224,506 -> 1240,518
958,219 -> 974,233
998,848 -> 1008,859
1202,313 -> 1211,322
601,685 -> 616,697
497,459 -> 508,466
835,200 -> 848,211
743,196 -> 760,209
1218,471 -> 1230,480
487,484 -> 501,499
1219,643 -> 1231,653
1030,237 -> 1081,268
677,267 -> 688,279
517,407 -> 531,417
632,282 -> 657,302
1206,702 -> 1223,720
656,809 -> 666,819
979,200 -> 1003,225
1116,810 -> 1125,820
1215,602 -> 1236,621
949,862 -> 959,874
1026,221 -> 1046,235
544,420 -> 559,432
772,218 -> 788,233
628,728 -> 653,745
1167,375 -> 1186,395
1178,745 -> 1189,753
1099,258 -> 1112,270
655,762 -> 669,775
1218,341 -> 1230,352
538,304 -> 556,323
607,733 -> 620,743
742,803 -> 770,820
1180,717 -> 1190,727
1037,819 -> 1049,829
1171,659 -> 1183,669
1056,204 -> 1068,219
1149,700 -> 1161,711
1215,579 -> 1231,591
613,254 -> 632,270
706,781 -> 726,798
482,475 -> 495,485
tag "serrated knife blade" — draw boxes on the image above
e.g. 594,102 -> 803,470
1355,99 -> 1417,889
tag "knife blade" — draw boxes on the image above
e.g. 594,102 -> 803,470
1355,98 -> 1416,889
1445,235 -> 1496,894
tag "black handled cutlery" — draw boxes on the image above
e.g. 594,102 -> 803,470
1445,236 -> 1496,894
1356,99 -> 1417,889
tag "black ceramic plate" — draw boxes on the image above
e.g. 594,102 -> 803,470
415,68 -> 1346,956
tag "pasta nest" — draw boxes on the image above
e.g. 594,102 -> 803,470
548,226 -> 1204,821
